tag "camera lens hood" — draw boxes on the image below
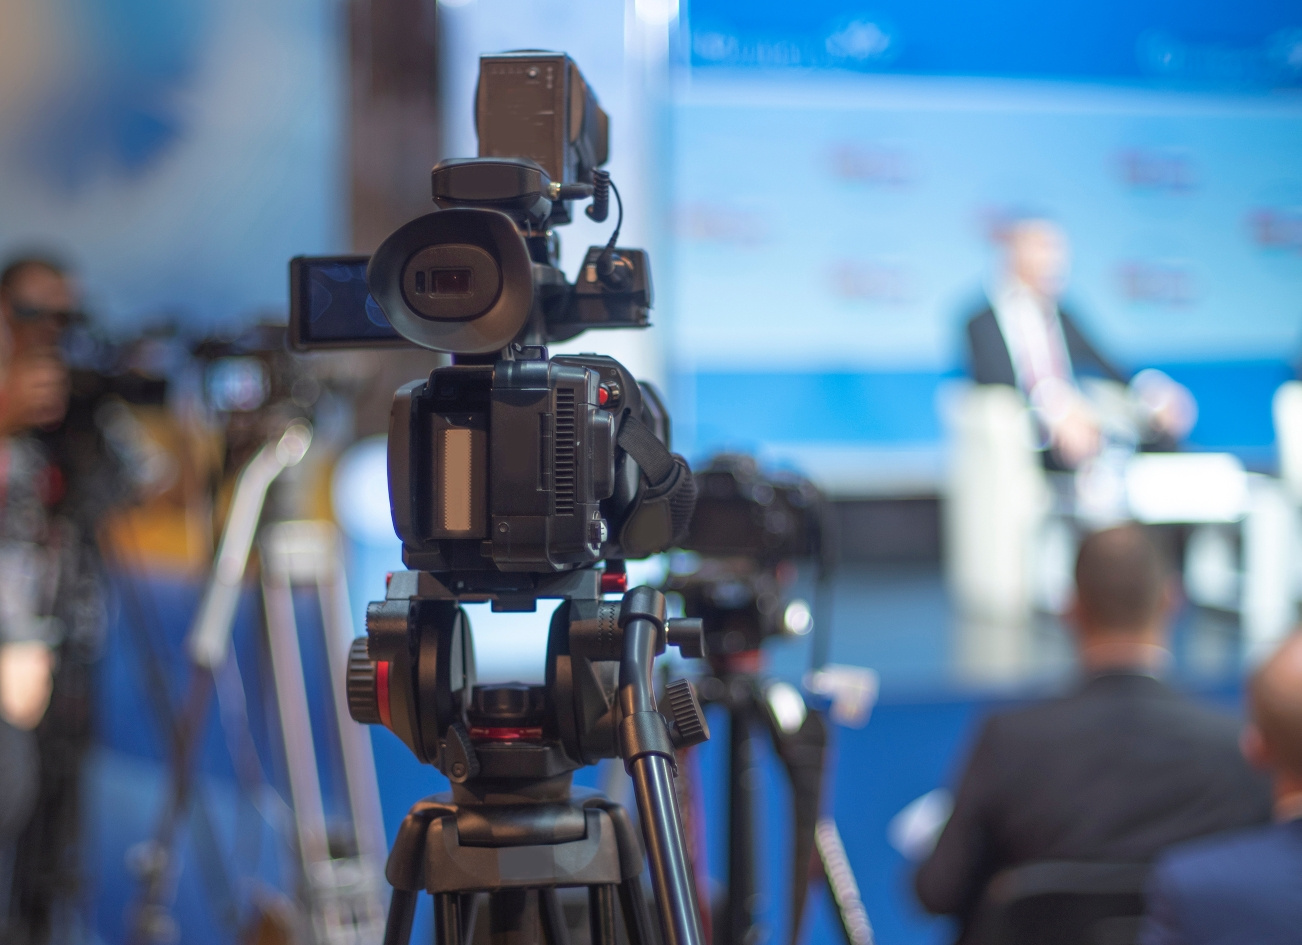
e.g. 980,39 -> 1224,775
368,208 -> 534,354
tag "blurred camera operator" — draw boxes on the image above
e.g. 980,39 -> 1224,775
0,256 -> 107,943
965,219 -> 1197,469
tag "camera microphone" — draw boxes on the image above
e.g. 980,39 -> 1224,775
585,169 -> 610,223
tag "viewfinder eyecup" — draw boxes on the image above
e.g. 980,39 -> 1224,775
367,207 -> 534,354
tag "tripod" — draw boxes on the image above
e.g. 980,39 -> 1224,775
129,422 -> 387,944
704,659 -> 872,945
674,569 -> 873,945
347,572 -> 712,945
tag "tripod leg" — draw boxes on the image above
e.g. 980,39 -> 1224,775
588,885 -> 618,945
434,892 -> 463,945
539,887 -> 572,945
764,696 -> 829,945
814,819 -> 874,945
617,877 -> 653,945
726,703 -> 760,945
384,889 -> 418,945
461,892 -> 480,944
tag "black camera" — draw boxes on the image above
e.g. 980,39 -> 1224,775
682,453 -> 824,563
289,52 -> 693,592
670,455 -> 828,657
300,53 -> 710,945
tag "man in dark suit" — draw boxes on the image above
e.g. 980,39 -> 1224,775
1139,631 -> 1302,945
914,524 -> 1272,942
965,219 -> 1195,468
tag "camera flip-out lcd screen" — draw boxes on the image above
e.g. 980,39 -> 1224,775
288,255 -> 411,349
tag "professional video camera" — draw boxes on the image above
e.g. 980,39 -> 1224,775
671,453 -> 825,657
292,56 -> 691,588
666,455 -> 871,945
49,324 -> 180,525
290,52 -> 708,945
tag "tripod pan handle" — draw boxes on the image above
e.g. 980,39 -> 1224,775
617,591 -> 706,945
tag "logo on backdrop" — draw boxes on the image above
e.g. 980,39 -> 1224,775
824,17 -> 899,66
691,14 -> 900,70
1138,29 -> 1302,88
827,143 -> 915,189
1115,258 -> 1197,307
1115,147 -> 1197,195
828,258 -> 912,305
671,202 -> 769,246
1247,207 -> 1302,255
1245,182 -> 1302,277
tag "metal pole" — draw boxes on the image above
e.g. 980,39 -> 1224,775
129,423 -> 311,945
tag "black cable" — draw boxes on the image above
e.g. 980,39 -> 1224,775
597,179 -> 626,282
604,179 -> 624,251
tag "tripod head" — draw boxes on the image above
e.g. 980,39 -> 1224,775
347,573 -> 708,788
346,576 -> 712,945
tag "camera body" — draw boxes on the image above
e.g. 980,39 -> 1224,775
670,455 -> 827,657
683,454 -> 823,563
291,52 -> 693,592
390,351 -> 679,576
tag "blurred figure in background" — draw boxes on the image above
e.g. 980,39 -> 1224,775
0,259 -> 67,938
915,524 -> 1271,943
1140,630 -> 1302,945
965,218 -> 1196,469
0,257 -> 110,944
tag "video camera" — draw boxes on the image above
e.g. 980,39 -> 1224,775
288,52 -> 712,945
670,454 -> 828,657
290,51 -> 692,590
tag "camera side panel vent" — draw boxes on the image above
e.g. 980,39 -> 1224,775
554,388 -> 576,515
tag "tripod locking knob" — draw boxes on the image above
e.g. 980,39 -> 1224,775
663,679 -> 710,749
443,723 -> 480,783
667,617 -> 707,659
346,637 -> 382,725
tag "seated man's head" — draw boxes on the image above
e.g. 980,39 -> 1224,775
1243,632 -> 1302,807
0,256 -> 74,433
1006,218 -> 1069,301
1069,523 -> 1175,671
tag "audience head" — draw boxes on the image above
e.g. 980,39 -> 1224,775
1243,632 -> 1302,799
0,255 -> 75,433
1069,523 -> 1175,670
1006,218 -> 1069,301
0,256 -> 76,340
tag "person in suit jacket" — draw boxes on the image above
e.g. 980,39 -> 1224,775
914,524 -> 1272,943
1139,630 -> 1302,945
965,219 -> 1195,468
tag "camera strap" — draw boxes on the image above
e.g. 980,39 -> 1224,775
616,414 -> 675,485
615,414 -> 697,556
